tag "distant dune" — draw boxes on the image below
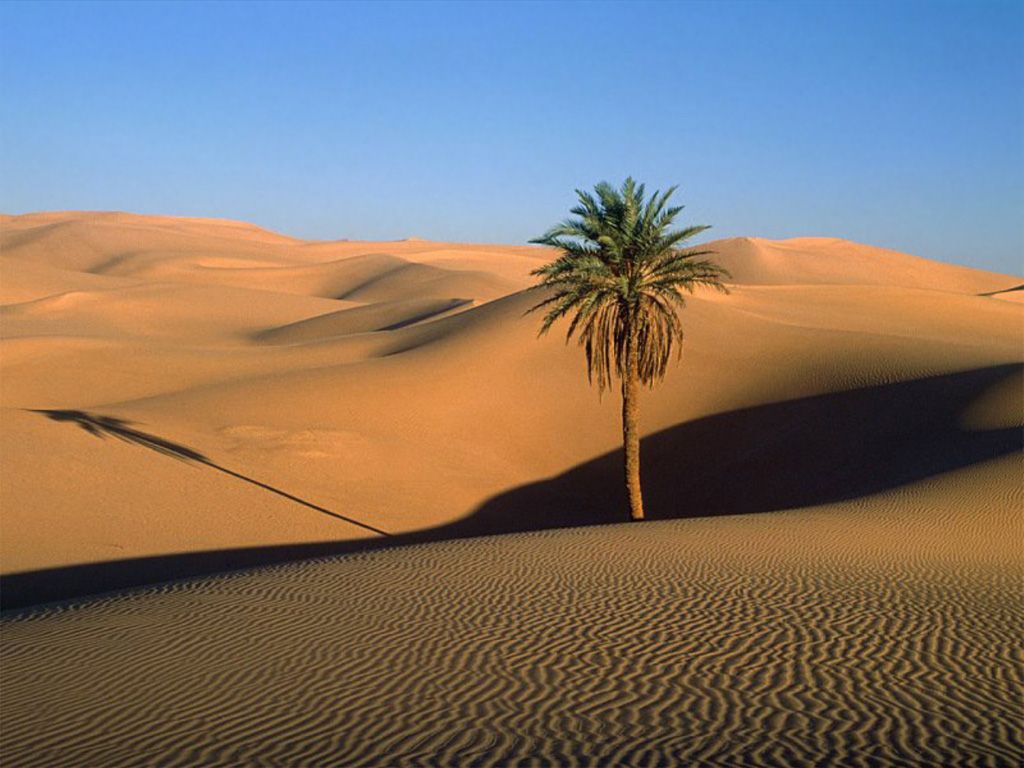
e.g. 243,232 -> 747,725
1,211 -> 1021,764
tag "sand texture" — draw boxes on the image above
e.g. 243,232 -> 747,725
1,211 -> 1022,764
2,467 -> 1021,766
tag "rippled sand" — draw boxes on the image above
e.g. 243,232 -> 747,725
3,459 -> 1021,767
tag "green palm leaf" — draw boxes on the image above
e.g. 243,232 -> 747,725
529,177 -> 729,393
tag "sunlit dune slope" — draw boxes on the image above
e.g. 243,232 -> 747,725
710,235 -> 1018,292
1,211 -> 1021,592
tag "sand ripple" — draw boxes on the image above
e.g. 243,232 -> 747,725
2,500 -> 1021,767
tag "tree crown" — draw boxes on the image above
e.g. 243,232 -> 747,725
529,177 -> 729,392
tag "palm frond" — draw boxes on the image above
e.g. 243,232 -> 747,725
529,178 -> 729,392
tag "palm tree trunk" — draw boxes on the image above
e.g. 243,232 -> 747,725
621,328 -> 644,521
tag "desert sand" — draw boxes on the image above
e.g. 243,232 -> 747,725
1,211 -> 1021,765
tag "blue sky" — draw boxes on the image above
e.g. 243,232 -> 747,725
1,0 -> 1021,273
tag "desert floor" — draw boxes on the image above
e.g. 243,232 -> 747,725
1,212 -> 1021,765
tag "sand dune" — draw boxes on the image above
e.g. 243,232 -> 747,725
1,211 -> 1020,587
0,282 -> 347,341
256,297 -> 475,344
710,236 -> 1018,293
1,211 -> 1021,765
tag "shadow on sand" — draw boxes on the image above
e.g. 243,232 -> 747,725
27,410 -> 390,537
978,283 -> 1024,297
3,363 -> 1020,611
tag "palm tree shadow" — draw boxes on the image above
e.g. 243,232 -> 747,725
463,362 -> 1024,530
28,410 -> 390,538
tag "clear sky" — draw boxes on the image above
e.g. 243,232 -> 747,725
1,0 -> 1021,273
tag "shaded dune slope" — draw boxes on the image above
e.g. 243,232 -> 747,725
255,297 -> 474,344
472,364 -> 1024,530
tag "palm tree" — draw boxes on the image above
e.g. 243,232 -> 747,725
529,178 -> 729,521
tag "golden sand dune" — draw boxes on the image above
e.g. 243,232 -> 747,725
711,235 -> 1018,293
0,212 -> 536,299
2,461 -> 1020,766
0,282 -> 347,341
0,211 -> 1020,599
1,211 -> 1021,765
